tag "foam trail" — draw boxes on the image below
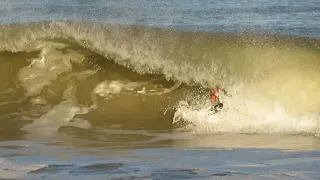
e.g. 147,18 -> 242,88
21,79 -> 92,136
91,79 -> 181,102
91,80 -> 147,101
17,40 -> 85,96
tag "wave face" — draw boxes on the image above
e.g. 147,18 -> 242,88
0,20 -> 320,136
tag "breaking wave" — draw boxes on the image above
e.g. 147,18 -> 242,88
0,20 -> 320,136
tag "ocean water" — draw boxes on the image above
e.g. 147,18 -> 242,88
0,0 -> 320,179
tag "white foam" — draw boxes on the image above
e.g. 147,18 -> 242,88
173,85 -> 320,136
137,81 -> 181,95
30,96 -> 47,105
91,79 -> 180,101
0,158 -> 46,179
91,80 -> 144,100
17,40 -> 86,96
21,100 -> 91,135
21,80 -> 92,136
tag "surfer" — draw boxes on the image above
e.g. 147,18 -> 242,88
210,87 -> 226,113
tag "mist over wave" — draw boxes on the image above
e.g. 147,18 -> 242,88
0,20 -> 320,136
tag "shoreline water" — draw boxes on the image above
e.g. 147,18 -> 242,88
1,137 -> 320,179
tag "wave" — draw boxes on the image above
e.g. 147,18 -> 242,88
0,20 -> 320,136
